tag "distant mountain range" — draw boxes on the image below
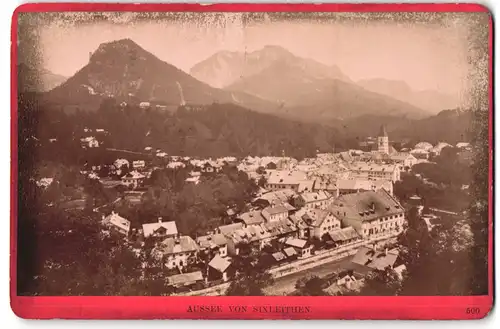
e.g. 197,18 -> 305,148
191,45 -> 428,121
18,63 -> 67,93
357,78 -> 459,114
190,45 -> 351,88
25,39 -> 461,123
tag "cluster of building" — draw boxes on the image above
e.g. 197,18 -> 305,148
93,124 -> 463,291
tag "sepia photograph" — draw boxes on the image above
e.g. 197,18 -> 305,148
13,5 -> 491,307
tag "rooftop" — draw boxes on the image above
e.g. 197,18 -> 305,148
351,246 -> 399,271
166,271 -> 203,286
142,220 -> 178,238
196,233 -> 228,249
159,235 -> 199,255
209,254 -> 231,273
329,189 -> 404,222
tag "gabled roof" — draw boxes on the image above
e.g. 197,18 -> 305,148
301,208 -> 337,227
142,221 -> 178,238
272,252 -> 286,262
329,189 -> 404,222
262,204 -> 289,218
351,246 -> 399,271
285,238 -> 308,249
209,254 -> 231,273
328,227 -> 361,242
237,210 -> 266,225
283,247 -> 297,257
166,271 -> 203,286
300,191 -> 331,203
158,236 -> 199,255
104,212 -> 130,233
196,233 -> 228,248
218,223 -> 244,236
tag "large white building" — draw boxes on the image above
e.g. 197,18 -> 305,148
329,190 -> 405,240
350,163 -> 401,182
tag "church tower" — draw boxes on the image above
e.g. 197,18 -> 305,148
378,124 -> 389,154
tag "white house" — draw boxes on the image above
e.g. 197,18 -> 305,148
121,170 -> 145,189
132,160 -> 146,169
142,218 -> 178,239
102,211 -> 131,236
155,236 -> 200,270
330,190 -> 405,240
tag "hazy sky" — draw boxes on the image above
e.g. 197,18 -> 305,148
34,13 -> 472,96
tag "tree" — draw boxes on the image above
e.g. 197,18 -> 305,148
225,242 -> 274,296
257,176 -> 267,188
294,275 -> 329,296
256,166 -> 266,175
358,267 -> 402,296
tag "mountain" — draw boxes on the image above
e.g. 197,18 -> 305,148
225,59 -> 427,122
17,63 -> 67,92
190,45 -> 350,88
42,39 -> 278,114
357,78 -> 459,114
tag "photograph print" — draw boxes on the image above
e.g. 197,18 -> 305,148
13,6 -> 492,302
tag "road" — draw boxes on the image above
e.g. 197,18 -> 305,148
263,255 -> 355,296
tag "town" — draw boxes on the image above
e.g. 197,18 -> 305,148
33,123 -> 474,296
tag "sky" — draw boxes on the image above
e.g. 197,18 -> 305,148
30,12 -> 474,97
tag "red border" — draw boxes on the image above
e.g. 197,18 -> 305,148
10,3 -> 494,320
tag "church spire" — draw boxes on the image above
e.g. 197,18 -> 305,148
379,124 -> 388,137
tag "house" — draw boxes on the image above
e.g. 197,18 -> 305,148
155,235 -> 200,270
330,190 -> 405,240
252,189 -> 298,208
121,170 -> 146,189
271,251 -> 287,263
208,255 -> 233,282
236,210 -> 266,226
410,148 -> 430,160
201,162 -> 215,173
226,218 -> 297,254
285,238 -> 312,259
351,246 -> 400,271
283,247 -> 299,261
132,160 -> 146,169
218,222 -> 244,235
142,218 -> 178,239
389,152 -> 418,168
167,161 -> 186,169
326,227 -> 362,248
166,271 -> 204,288
313,178 -> 340,195
336,179 -> 393,197
261,204 -> 290,222
301,209 -> 341,239
102,211 -> 131,236
265,170 -> 308,191
139,102 -> 151,109
293,191 -> 332,210
350,163 -> 401,182
124,190 -> 146,205
289,214 -> 309,239
114,158 -> 130,171
197,233 -> 228,258
80,136 -> 99,148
